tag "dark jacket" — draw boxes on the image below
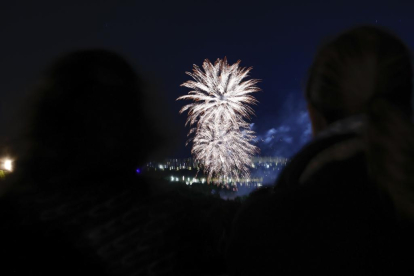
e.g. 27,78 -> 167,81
227,116 -> 413,275
0,175 -> 240,276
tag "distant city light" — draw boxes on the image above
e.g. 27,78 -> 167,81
2,159 -> 13,172
136,168 -> 141,174
146,156 -> 289,188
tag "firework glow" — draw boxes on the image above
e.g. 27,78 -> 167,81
178,58 -> 260,185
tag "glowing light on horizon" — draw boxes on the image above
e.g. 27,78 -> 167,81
178,58 -> 260,184
3,159 -> 13,172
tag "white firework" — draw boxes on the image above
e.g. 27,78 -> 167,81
178,58 -> 260,128
192,120 -> 258,184
178,58 -> 260,185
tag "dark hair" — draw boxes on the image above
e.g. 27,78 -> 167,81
10,49 -> 158,188
306,26 -> 414,222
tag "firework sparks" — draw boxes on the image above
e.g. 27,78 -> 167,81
178,58 -> 260,184
178,58 -> 260,128
192,120 -> 258,183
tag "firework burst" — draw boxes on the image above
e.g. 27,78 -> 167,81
192,120 -> 257,184
178,58 -> 260,184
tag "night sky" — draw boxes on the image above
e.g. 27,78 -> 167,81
1,0 -> 413,159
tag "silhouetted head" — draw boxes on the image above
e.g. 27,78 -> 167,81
306,26 -> 413,135
16,49 -> 157,187
306,26 -> 414,223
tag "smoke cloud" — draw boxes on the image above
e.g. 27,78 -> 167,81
252,92 -> 312,158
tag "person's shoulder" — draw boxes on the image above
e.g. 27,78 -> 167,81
277,132 -> 364,189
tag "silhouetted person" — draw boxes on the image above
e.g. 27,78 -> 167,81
227,26 -> 414,275
0,49 -> 239,276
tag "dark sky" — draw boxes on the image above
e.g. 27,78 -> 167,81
1,0 -> 413,158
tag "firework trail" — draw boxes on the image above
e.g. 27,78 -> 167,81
178,58 -> 260,184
